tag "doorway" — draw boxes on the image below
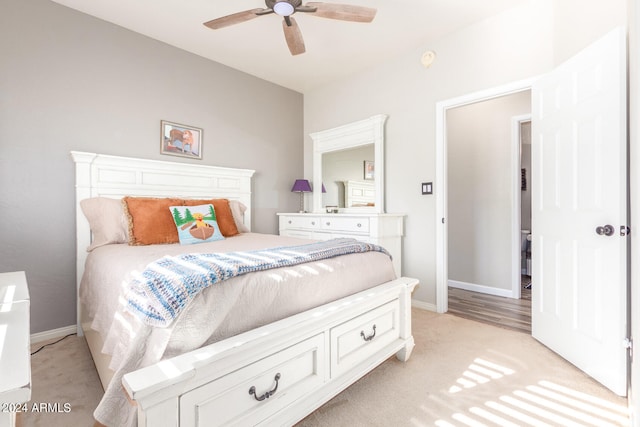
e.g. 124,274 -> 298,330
442,88 -> 532,328
445,101 -> 532,331
435,78 -> 536,314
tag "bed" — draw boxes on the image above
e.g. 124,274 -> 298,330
72,151 -> 418,427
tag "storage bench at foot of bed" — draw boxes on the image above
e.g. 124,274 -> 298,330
123,277 -> 418,427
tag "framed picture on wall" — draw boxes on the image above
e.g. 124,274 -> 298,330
364,160 -> 374,180
160,120 -> 203,159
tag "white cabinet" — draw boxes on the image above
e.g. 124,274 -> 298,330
0,271 -> 31,427
277,213 -> 404,275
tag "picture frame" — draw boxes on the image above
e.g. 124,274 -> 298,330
160,120 -> 203,159
364,160 -> 375,180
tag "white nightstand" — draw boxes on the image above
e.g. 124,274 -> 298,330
277,213 -> 404,275
0,271 -> 31,427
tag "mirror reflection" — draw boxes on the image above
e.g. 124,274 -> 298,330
322,144 -> 375,208
311,114 -> 386,214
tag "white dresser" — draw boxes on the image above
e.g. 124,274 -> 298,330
0,271 -> 31,427
277,213 -> 404,275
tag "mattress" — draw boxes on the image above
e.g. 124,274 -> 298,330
80,232 -> 396,426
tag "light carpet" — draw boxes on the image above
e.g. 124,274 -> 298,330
22,309 -> 629,426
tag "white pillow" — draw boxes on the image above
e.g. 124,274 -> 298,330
80,197 -> 128,251
229,200 -> 250,233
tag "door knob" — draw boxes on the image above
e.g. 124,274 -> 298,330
595,224 -> 615,236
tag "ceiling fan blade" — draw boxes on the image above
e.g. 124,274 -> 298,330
203,8 -> 268,30
282,17 -> 306,56
305,2 -> 376,23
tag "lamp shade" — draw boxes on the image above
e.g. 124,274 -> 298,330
291,179 -> 312,193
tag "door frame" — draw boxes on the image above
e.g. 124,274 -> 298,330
511,113 -> 532,299
435,77 -> 538,313
630,0 -> 640,421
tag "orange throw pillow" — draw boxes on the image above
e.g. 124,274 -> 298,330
123,197 -> 183,245
183,199 -> 239,237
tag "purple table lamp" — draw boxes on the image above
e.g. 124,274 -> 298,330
291,179 -> 312,212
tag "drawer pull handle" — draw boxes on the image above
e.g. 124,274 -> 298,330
288,220 -> 292,224
360,324 -> 377,342
357,223 -> 362,228
326,222 -> 331,226
311,221 -> 316,225
249,373 -> 281,401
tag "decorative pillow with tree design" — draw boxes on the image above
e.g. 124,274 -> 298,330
169,204 -> 225,245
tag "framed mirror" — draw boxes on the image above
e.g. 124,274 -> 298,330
310,114 -> 387,213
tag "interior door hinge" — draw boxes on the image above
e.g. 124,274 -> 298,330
624,337 -> 633,361
621,225 -> 631,236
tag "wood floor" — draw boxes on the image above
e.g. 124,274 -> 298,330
448,276 -> 531,333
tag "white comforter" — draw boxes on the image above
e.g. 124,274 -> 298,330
80,233 -> 396,427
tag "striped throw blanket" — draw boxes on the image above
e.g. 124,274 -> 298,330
126,238 -> 390,327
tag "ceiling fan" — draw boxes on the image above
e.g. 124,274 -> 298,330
203,1 -> 377,56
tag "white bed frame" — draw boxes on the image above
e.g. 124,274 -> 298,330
72,151 -> 418,427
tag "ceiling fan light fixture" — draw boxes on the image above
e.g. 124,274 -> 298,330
273,1 -> 295,16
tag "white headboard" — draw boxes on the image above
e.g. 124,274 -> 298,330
71,151 -> 255,330
344,180 -> 375,207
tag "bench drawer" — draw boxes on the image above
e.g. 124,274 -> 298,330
330,299 -> 400,377
180,334 -> 326,427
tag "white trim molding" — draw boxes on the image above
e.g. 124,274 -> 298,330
30,325 -> 77,344
448,280 -> 515,299
411,299 -> 437,312
511,114 -> 532,300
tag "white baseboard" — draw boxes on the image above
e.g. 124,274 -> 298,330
448,280 -> 515,298
412,299 -> 437,312
30,325 -> 77,344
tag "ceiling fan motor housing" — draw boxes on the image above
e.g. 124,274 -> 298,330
267,0 -> 302,16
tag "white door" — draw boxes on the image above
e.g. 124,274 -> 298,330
531,27 -> 628,396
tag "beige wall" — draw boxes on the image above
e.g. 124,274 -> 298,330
0,0 -> 303,333
553,0 -> 628,64
447,91 -> 531,292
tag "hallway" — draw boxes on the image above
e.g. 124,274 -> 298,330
448,280 -> 531,333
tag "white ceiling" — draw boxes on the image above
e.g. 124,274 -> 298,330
51,0 -> 525,93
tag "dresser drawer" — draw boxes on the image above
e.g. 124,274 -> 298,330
180,334 -> 326,427
280,215 -> 321,230
320,217 -> 369,233
330,299 -> 400,377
